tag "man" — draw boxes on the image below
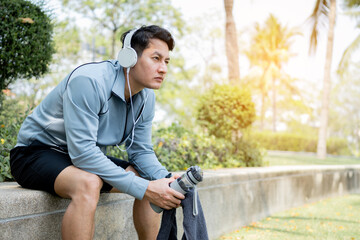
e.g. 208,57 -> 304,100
10,25 -> 184,240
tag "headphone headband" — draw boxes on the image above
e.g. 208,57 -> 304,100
124,28 -> 138,48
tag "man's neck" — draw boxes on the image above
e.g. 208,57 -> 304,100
123,68 -> 142,102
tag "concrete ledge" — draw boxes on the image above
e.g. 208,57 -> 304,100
1,165 -> 360,239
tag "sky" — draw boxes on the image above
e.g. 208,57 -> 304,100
172,0 -> 360,88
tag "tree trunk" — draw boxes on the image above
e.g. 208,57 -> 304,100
224,0 -> 240,84
317,0 -> 336,159
260,64 -> 270,130
272,77 -> 277,132
260,91 -> 265,130
111,29 -> 116,59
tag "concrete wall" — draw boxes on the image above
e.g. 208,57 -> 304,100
1,165 -> 360,239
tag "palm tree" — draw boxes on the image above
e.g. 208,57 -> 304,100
224,0 -> 240,84
245,14 -> 299,131
307,0 -> 336,159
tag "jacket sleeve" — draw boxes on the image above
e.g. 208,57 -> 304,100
126,92 -> 169,180
63,76 -> 149,200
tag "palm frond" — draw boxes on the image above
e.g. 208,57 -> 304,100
307,0 -> 330,55
337,33 -> 360,75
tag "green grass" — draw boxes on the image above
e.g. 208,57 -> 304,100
218,194 -> 360,240
264,152 -> 360,166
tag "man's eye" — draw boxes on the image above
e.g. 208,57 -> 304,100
153,56 -> 159,61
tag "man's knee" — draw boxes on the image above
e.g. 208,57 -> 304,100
55,166 -> 103,206
74,172 -> 102,203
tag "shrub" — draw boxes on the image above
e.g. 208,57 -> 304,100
152,123 -> 264,170
108,123 -> 264,171
0,0 -> 55,91
196,84 -> 256,141
0,124 -> 17,182
152,123 -> 221,170
0,98 -> 30,182
232,138 -> 264,167
326,138 -> 351,156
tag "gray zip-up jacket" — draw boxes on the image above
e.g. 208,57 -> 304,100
16,60 -> 169,199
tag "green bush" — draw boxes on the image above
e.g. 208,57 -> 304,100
232,138 -> 264,167
0,0 -> 55,91
0,124 -> 17,182
152,123 -> 264,170
252,131 -> 351,156
152,123 -> 222,170
196,84 -> 256,141
0,99 -> 30,182
108,123 -> 264,171
326,138 -> 351,156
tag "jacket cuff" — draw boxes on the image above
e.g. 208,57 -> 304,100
127,176 -> 149,200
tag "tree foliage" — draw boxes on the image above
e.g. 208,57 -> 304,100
196,84 -> 256,141
330,62 -> 360,155
60,0 -> 185,58
0,0 -> 55,91
337,0 -> 360,75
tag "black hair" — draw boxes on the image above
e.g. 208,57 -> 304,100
120,25 -> 175,57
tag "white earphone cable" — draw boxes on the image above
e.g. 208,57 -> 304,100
116,67 -> 148,152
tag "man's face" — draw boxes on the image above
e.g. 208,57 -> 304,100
130,38 -> 170,91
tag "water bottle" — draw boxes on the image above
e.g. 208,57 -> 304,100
150,165 -> 203,214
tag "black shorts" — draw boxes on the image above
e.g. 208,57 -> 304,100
10,140 -> 130,196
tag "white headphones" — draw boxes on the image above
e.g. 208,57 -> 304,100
117,28 -> 138,68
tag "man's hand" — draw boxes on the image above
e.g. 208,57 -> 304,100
144,176 -> 185,210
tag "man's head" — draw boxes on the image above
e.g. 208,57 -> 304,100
120,26 -> 173,95
120,25 -> 175,57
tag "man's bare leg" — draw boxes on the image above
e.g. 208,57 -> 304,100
54,166 -> 103,240
133,198 -> 161,240
110,165 -> 161,240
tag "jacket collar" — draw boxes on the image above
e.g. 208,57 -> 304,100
112,65 -> 147,103
112,65 -> 126,102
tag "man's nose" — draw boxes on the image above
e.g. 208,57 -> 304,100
158,61 -> 167,74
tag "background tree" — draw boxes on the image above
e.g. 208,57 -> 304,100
245,14 -> 299,131
61,0 -> 185,59
330,62 -> 360,155
224,0 -> 240,84
53,19 -> 82,63
307,0 -> 337,159
0,0 -> 55,109
337,0 -> 360,75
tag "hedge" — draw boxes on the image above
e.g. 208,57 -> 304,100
252,131 -> 351,156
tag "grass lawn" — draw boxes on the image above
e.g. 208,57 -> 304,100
218,194 -> 360,240
264,151 -> 360,166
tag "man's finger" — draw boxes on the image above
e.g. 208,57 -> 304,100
170,188 -> 185,200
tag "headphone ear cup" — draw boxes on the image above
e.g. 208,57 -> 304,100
117,47 -> 138,68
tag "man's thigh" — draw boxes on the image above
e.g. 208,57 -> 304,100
55,164 -> 140,196
10,143 -> 73,195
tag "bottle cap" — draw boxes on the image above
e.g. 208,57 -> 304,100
189,166 -> 203,183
